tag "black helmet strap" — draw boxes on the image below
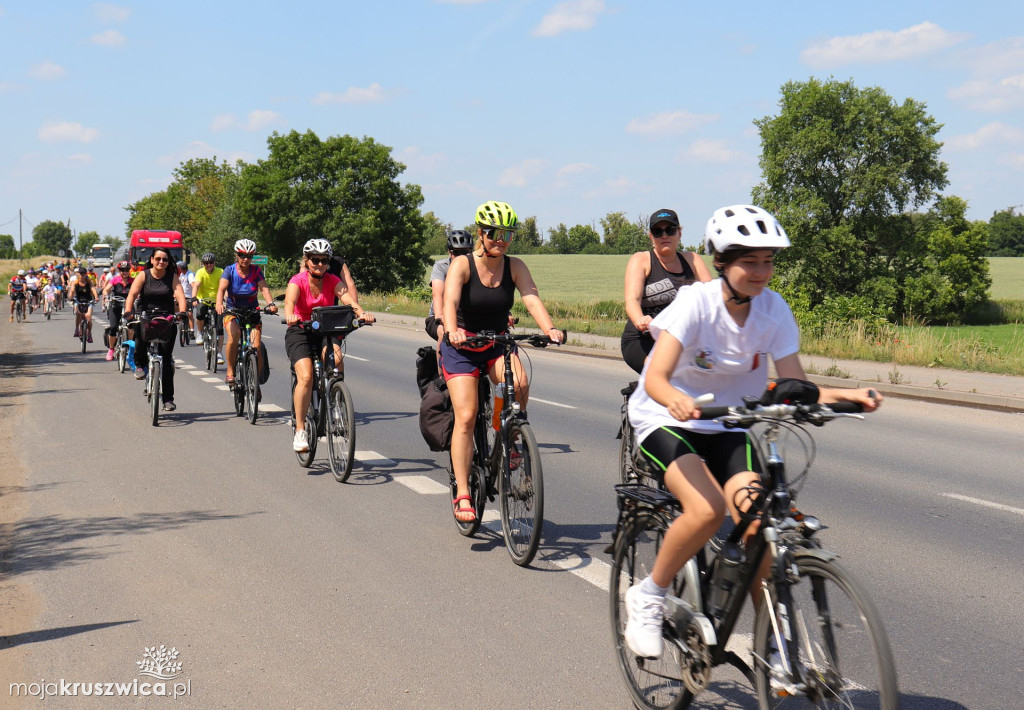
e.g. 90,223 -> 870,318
721,272 -> 752,305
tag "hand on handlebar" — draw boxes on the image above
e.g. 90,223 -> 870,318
546,327 -> 565,345
358,311 -> 375,324
447,328 -> 468,348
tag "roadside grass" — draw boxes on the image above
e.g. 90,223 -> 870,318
0,256 -> 61,284
988,257 -> 1024,300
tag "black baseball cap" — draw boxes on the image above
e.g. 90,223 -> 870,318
649,209 -> 679,228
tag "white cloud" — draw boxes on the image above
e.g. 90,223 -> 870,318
532,0 -> 605,38
625,110 -> 718,136
583,176 -> 644,200
945,122 -> 1024,151
29,61 -> 66,81
210,110 -> 283,132
157,141 -> 254,168
556,162 -> 596,177
498,158 -> 548,187
959,37 -> 1024,77
948,75 -> 1024,112
38,121 -> 100,144
311,82 -> 390,105
398,146 -> 448,174
91,29 -> 126,47
679,139 -> 745,164
93,2 -> 132,22
68,153 -> 94,165
1003,153 -> 1024,170
801,21 -> 968,69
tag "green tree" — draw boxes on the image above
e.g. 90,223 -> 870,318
73,230 -> 101,256
545,223 -> 570,253
508,216 -> 541,254
751,77 -> 981,322
22,240 -> 47,258
988,207 -> 1024,256
107,236 -> 125,253
0,234 -> 15,259
600,211 -> 647,254
422,211 -> 449,257
125,191 -> 177,235
31,220 -> 73,256
235,129 -> 429,292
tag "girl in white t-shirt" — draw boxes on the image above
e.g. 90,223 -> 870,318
622,205 -> 882,660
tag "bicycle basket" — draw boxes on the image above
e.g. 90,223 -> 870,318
141,315 -> 175,343
311,305 -> 355,334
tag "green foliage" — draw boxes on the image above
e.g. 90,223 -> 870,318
600,211 -> 646,254
73,230 -> 101,255
235,129 -> 429,293
508,216 -> 541,254
0,234 -> 15,259
31,219 -> 73,256
421,211 -> 449,257
988,206 -> 1024,256
125,191 -> 178,234
547,222 -> 600,253
262,255 -> 297,290
21,240 -> 47,258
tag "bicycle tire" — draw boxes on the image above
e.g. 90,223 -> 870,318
610,511 -> 696,710
117,339 -> 127,373
449,455 -> 485,537
81,324 -> 87,353
150,359 -> 161,426
245,351 -> 259,424
752,556 -> 900,710
619,420 -> 636,484
232,356 -> 245,416
326,379 -> 357,482
499,421 -> 544,566
292,371 -> 319,467
46,306 -> 51,320
15,302 -> 22,323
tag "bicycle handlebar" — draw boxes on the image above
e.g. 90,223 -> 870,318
697,399 -> 868,427
445,329 -> 566,349
280,316 -> 373,331
226,305 -> 277,317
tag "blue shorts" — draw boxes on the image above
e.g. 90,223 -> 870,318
439,338 -> 514,380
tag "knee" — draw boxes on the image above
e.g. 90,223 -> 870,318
688,495 -> 727,533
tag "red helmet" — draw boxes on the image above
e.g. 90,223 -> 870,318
117,261 -> 130,270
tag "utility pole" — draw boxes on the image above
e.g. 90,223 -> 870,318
19,208 -> 23,260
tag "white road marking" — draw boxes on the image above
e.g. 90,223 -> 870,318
540,550 -> 611,591
261,403 -> 284,412
396,476 -> 449,495
215,385 -> 231,391
355,450 -> 395,466
944,493 -> 1024,517
187,370 -> 206,376
345,354 -> 368,362
530,397 -> 575,409
262,335 -> 272,340
201,377 -> 221,383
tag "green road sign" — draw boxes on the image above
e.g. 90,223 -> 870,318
251,255 -> 268,266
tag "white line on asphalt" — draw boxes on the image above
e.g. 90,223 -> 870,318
529,397 -> 576,409
262,335 -> 272,340
541,550 -> 611,591
187,370 -> 206,376
943,493 -> 1024,517
355,450 -> 395,466
215,385 -> 231,391
261,404 -> 284,412
201,377 -> 221,383
396,476 -> 449,495
345,354 -> 368,362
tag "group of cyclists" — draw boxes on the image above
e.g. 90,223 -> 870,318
7,263 -> 71,320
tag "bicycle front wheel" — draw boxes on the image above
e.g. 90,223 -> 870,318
232,359 -> 245,417
149,360 -> 161,426
117,338 -> 127,373
610,511 -> 695,710
326,379 -> 357,482
244,352 -> 259,424
753,555 -> 899,710
499,421 -> 544,566
81,325 -> 87,353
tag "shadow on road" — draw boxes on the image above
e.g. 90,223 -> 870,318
355,410 -> 417,425
0,619 -> 138,650
1,510 -> 262,578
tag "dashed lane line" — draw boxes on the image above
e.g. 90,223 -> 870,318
944,493 -> 1024,517
260,403 -> 285,412
354,450 -> 395,466
215,385 -> 231,391
187,370 -> 207,376
529,397 -> 575,409
201,377 -> 221,383
345,354 -> 368,362
396,476 -> 449,495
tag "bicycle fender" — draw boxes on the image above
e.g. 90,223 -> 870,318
793,547 -> 839,565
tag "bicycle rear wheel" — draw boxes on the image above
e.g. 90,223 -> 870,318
149,359 -> 161,426
204,331 -> 214,371
610,512 -> 695,710
244,351 -> 259,424
753,556 -> 899,710
117,336 -> 127,373
15,302 -> 22,323
232,358 -> 245,417
326,379 -> 357,482
292,371 -> 319,467
499,421 -> 544,566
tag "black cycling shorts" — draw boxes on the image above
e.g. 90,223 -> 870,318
195,303 -> 223,335
285,325 -> 325,366
638,426 -> 764,487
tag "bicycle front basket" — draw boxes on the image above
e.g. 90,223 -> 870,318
311,305 -> 355,334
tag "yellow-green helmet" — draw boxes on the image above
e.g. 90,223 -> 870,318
475,201 -> 519,230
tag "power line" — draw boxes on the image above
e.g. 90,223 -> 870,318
0,215 -> 19,228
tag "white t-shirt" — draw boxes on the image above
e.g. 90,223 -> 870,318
25,276 -> 39,290
628,279 -> 800,438
179,270 -> 196,298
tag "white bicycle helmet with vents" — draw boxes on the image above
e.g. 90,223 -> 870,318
234,238 -> 257,254
704,205 -> 790,254
302,238 -> 332,256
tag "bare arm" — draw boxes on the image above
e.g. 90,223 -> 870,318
624,251 -> 652,331
342,264 -> 358,303
510,258 -> 562,343
430,277 -> 446,338
642,332 -> 702,421
442,257 -> 470,346
170,274 -> 187,313
257,278 -> 278,313
124,272 -> 144,317
284,282 -> 301,324
775,354 -> 882,411
684,251 -> 713,282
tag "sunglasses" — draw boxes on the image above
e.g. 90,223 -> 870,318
308,257 -> 330,265
236,253 -> 253,259
482,227 -> 514,242
651,225 -> 679,238
451,249 -> 472,257
152,257 -> 170,263
118,268 -> 130,272
202,261 -> 214,266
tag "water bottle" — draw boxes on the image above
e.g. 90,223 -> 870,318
707,541 -> 746,621
492,383 -> 504,431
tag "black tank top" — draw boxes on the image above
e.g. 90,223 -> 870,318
622,251 -> 697,341
73,279 -> 92,302
456,254 -> 515,333
138,269 -> 175,313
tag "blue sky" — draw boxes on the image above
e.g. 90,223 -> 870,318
2,1 -> 1023,249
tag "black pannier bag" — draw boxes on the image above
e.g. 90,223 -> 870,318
415,345 -> 439,397
419,376 -> 454,452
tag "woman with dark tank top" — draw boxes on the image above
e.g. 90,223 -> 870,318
124,247 -> 188,411
441,200 -> 564,524
621,208 -> 712,374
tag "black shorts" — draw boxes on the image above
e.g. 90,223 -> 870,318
638,427 -> 764,487
285,325 -> 325,366
195,303 -> 223,335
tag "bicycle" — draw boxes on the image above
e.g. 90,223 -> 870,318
108,296 -> 130,373
609,397 -> 899,710
74,299 -> 96,353
284,305 -> 369,482
445,330 -> 563,567
179,300 -> 195,347
12,292 -> 27,323
197,299 -> 219,372
128,311 -> 180,427
226,306 -> 275,425
618,380 -> 659,487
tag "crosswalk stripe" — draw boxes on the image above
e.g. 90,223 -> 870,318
201,377 -> 221,383
261,404 -> 285,412
396,476 -> 449,495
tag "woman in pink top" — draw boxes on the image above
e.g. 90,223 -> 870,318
284,239 -> 374,453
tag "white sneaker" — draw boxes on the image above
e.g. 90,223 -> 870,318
624,583 -> 664,658
217,354 -> 225,364
292,428 -> 309,453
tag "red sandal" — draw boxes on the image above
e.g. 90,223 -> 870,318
452,495 -> 476,523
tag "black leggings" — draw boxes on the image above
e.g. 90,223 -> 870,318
621,330 -> 655,374
135,328 -> 177,401
106,301 -> 123,338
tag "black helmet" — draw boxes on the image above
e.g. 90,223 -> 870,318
446,230 -> 474,253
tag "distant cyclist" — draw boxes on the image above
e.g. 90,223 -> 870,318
216,239 -> 278,389
8,270 -> 27,321
284,239 -> 374,453
425,229 -> 474,342
193,252 -> 225,364
24,269 -> 40,313
176,260 -> 196,339
101,261 -> 135,361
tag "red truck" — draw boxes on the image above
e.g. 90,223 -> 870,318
129,230 -> 185,267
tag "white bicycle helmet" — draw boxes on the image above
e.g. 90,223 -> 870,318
704,205 -> 790,254
234,238 -> 257,254
302,238 -> 332,256
17,269 -> 25,276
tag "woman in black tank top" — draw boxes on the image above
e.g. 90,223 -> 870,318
124,248 -> 188,411
440,200 -> 564,524
70,267 -> 100,342
621,209 -> 712,374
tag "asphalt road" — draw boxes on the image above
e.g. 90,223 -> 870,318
1,305 -> 1022,708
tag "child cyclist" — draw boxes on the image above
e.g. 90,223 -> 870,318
623,204 -> 882,659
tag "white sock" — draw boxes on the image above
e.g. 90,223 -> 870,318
640,575 -> 668,597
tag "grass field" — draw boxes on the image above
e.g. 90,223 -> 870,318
987,257 -> 1024,300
